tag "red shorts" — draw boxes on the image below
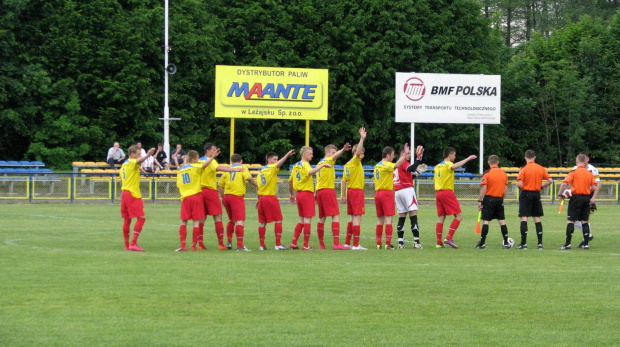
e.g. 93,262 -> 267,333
296,191 -> 315,218
375,190 -> 395,217
258,195 -> 283,223
201,187 -> 222,216
223,195 -> 246,221
317,189 -> 339,218
347,188 -> 365,216
120,190 -> 144,219
180,193 -> 206,221
436,189 -> 462,216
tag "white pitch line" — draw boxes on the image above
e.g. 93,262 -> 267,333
0,212 -> 96,222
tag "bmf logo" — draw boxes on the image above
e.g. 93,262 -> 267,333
404,77 -> 425,101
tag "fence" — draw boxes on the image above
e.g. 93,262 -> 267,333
0,173 -> 619,203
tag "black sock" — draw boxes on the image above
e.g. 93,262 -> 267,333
500,225 -> 508,244
566,223 -> 574,245
535,222 -> 543,245
582,222 -> 590,245
480,224 -> 489,244
410,215 -> 419,241
520,221 -> 528,245
397,217 -> 406,243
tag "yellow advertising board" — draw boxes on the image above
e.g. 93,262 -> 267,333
215,65 -> 328,120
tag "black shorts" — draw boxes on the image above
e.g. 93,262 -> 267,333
567,194 -> 591,222
518,190 -> 544,217
481,196 -> 505,221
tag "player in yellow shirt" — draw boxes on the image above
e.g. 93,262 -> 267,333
199,142 -> 244,251
340,127 -> 367,250
257,149 -> 295,250
288,146 -> 331,250
175,149 -> 219,251
218,154 -> 258,251
316,142 -> 351,250
119,145 -> 155,251
373,143 -> 409,249
434,147 -> 477,249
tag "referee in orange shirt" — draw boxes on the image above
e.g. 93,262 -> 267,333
476,155 -> 512,249
516,150 -> 554,250
559,154 -> 597,250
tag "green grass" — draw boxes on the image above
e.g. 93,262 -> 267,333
1,202 -> 619,346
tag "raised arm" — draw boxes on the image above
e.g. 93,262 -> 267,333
451,155 -> 477,170
276,150 -> 295,168
309,163 -> 331,176
394,143 -> 410,168
355,127 -> 366,157
137,148 -> 156,165
332,143 -> 352,161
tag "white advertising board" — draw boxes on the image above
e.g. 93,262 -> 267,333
395,73 -> 501,124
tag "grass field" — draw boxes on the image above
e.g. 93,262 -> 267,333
1,201 -> 619,346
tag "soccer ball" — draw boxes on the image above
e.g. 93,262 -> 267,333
561,189 -> 573,199
507,238 -> 515,247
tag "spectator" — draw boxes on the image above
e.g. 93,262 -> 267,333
107,142 -> 126,168
137,142 -> 158,174
155,143 -> 168,170
171,144 -> 186,168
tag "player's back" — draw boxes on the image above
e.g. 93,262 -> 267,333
177,163 -> 203,199
222,164 -> 250,196
258,164 -> 279,196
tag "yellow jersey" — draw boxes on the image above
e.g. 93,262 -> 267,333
434,160 -> 455,191
120,158 -> 142,198
218,164 -> 251,196
257,163 -> 279,196
199,156 -> 219,189
344,155 -> 365,189
373,160 -> 396,191
316,156 -> 336,190
176,163 -> 203,200
290,161 -> 314,192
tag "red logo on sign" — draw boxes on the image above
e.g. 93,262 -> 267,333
404,77 -> 425,101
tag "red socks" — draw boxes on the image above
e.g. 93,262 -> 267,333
258,226 -> 266,248
123,218 -> 131,248
179,225 -> 187,248
236,225 -> 244,248
226,221 -> 234,244
317,223 -> 325,247
198,222 -> 205,246
332,222 -> 340,246
292,223 -> 303,245
352,225 -> 361,247
385,224 -> 393,246
345,222 -> 353,245
192,227 -> 200,248
275,223 -> 283,246
436,222 -> 444,244
448,219 -> 461,240
215,221 -> 224,246
375,225 -> 383,246
303,223 -> 311,248
131,217 -> 145,245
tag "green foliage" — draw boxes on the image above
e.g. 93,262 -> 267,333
1,1 -> 618,169
501,13 -> 620,165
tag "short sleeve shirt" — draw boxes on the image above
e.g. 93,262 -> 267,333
374,161 -> 396,191
120,158 -> 142,198
434,160 -> 455,191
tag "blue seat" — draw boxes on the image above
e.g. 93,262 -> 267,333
31,161 -> 45,166
17,161 -> 32,166
39,169 -> 54,174
363,165 -> 374,170
7,161 -> 20,166
4,168 -> 17,173
419,172 -> 434,178
334,165 -> 343,169
0,161 -> 7,166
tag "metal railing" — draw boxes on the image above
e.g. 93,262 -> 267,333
0,173 -> 618,203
